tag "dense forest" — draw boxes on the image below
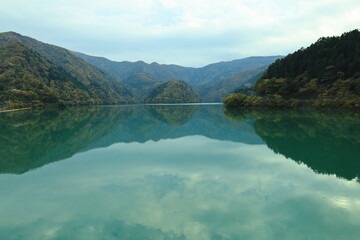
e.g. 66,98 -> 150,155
0,42 -> 108,107
224,29 -> 360,109
144,80 -> 201,103
0,32 -> 134,107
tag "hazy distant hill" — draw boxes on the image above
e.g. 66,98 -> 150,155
73,53 -> 178,82
144,80 -> 201,103
122,73 -> 163,100
74,52 -> 281,102
197,66 -> 267,102
75,52 -> 280,87
0,32 -> 134,105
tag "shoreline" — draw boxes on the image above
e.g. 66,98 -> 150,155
0,107 -> 32,113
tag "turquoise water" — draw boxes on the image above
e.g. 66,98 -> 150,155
0,104 -> 359,239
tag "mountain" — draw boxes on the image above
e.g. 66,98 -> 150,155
0,32 -> 134,106
73,52 -> 179,82
0,41 -> 99,107
224,29 -> 360,109
144,80 -> 201,103
122,73 -> 162,100
74,52 -> 281,102
0,31 -> 280,105
74,52 -> 280,86
197,66 -> 267,102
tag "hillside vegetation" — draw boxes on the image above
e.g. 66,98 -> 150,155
75,52 -> 280,101
197,66 -> 266,102
75,52 -> 280,86
0,31 -> 281,106
144,80 -> 201,103
122,73 -> 162,101
0,32 -> 134,107
224,29 -> 360,109
0,42 -> 98,107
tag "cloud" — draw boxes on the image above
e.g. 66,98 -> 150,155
0,0 -> 359,66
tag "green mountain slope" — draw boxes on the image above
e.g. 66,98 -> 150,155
144,80 -> 201,103
0,32 -> 134,105
197,66 -> 266,102
122,73 -> 162,100
224,29 -> 360,109
0,42 -> 99,106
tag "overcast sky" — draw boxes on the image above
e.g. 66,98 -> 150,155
0,0 -> 359,67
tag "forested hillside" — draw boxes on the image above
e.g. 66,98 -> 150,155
0,32 -> 134,106
122,73 -> 162,100
0,31 -> 281,106
74,52 -> 280,87
0,42 -> 98,107
197,66 -> 266,102
75,52 -> 280,101
144,80 -> 201,103
224,29 -> 360,109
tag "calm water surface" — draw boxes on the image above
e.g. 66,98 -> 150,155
0,104 -> 359,239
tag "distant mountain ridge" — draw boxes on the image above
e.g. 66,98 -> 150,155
122,73 -> 163,100
74,52 -> 281,102
0,31 -> 281,105
0,32 -> 134,106
74,52 -> 281,86
198,66 -> 267,102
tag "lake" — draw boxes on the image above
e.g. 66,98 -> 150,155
0,104 -> 359,239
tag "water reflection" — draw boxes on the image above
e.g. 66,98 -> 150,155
1,105 -> 360,181
0,107 -> 131,174
225,108 -> 360,181
146,105 -> 200,126
0,105 -> 260,174
1,105 -> 360,239
1,136 -> 359,239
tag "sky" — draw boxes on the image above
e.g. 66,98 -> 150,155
0,0 -> 359,67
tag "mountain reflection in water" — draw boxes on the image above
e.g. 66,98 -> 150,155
225,108 -> 360,181
0,104 -> 260,174
1,105 -> 359,183
1,105 -> 360,240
